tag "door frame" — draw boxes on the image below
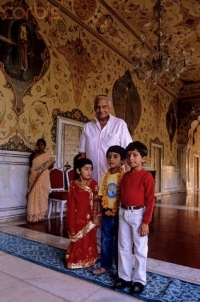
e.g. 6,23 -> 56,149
194,154 -> 200,190
150,138 -> 163,194
56,116 -> 85,168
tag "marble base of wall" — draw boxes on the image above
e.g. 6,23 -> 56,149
0,150 -> 30,221
162,165 -> 179,194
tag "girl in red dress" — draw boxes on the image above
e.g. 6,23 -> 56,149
65,158 -> 101,269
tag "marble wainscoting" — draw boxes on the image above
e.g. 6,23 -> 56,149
0,150 -> 30,221
161,165 -> 179,195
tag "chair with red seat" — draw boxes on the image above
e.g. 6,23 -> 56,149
48,168 -> 68,221
65,168 -> 74,190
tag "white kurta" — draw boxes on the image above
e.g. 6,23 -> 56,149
79,114 -> 132,184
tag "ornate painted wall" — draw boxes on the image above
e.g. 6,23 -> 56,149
0,0 -> 178,165
178,98 -> 200,145
0,0 -> 181,220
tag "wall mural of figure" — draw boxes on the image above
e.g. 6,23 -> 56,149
112,70 -> 141,135
19,21 -> 29,74
5,20 -> 31,82
0,0 -> 49,114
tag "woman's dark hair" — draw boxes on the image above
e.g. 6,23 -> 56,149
126,141 -> 148,157
29,139 -> 46,167
36,138 -> 46,147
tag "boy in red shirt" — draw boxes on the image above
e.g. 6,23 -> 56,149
114,141 -> 155,295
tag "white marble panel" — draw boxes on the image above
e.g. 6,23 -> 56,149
162,165 -> 178,194
0,150 -> 30,220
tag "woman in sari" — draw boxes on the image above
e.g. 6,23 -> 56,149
65,158 -> 101,269
27,138 -> 55,223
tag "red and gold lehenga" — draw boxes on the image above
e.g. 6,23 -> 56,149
65,178 -> 99,269
27,152 -> 55,223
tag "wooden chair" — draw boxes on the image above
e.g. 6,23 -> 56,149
48,168 -> 68,221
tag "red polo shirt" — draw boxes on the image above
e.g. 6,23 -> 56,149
120,169 -> 155,224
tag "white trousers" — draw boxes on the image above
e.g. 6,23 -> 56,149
118,207 -> 148,285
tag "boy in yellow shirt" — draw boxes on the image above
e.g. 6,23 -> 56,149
93,145 -> 126,275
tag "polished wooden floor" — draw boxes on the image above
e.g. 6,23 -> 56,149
20,192 -> 200,270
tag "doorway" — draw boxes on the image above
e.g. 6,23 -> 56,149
194,155 -> 199,190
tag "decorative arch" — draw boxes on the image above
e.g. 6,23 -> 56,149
188,116 -> 200,146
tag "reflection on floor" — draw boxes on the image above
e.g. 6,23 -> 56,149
18,192 -> 200,269
19,217 -> 69,239
0,192 -> 199,302
150,192 -> 200,269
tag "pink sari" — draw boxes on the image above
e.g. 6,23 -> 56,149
27,152 -> 55,223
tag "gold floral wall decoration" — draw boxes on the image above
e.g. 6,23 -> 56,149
0,64 -> 17,140
73,0 -> 97,21
149,93 -> 165,132
0,63 -> 16,112
27,100 -> 49,138
0,134 -> 32,152
56,38 -> 97,107
96,14 -> 121,40
175,4 -> 200,30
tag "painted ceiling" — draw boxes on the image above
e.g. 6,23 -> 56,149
2,0 -> 200,100
54,0 -> 200,100
97,0 -> 200,100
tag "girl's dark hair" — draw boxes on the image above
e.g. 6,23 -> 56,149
126,141 -> 148,157
36,138 -> 46,147
74,158 -> 93,179
73,153 -> 82,170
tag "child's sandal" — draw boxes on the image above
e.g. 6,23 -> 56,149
93,267 -> 107,275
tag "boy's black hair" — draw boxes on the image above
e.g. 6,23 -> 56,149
126,141 -> 148,157
106,145 -> 127,160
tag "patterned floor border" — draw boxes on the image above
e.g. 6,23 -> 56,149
0,231 -> 199,302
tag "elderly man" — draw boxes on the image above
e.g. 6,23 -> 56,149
79,95 -> 132,253
79,95 -> 132,184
